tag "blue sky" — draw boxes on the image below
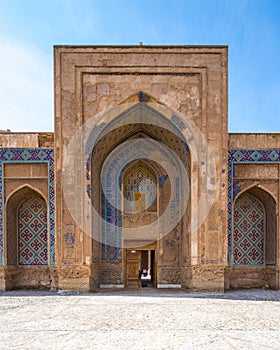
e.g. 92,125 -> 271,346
0,0 -> 279,132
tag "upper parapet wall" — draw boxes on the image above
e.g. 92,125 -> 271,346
54,44 -> 228,140
0,132 -> 54,148
54,44 -> 228,49
229,133 -> 280,149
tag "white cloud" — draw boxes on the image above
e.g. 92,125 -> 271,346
0,38 -> 53,131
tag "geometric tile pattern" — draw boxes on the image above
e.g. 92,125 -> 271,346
233,193 -> 264,265
18,197 -> 48,265
0,148 -> 55,266
228,149 -> 280,265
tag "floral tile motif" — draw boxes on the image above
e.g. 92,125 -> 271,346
18,197 -> 48,265
233,194 -> 264,265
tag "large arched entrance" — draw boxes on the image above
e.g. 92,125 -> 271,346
90,99 -> 190,288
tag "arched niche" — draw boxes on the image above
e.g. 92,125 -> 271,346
6,186 -> 48,266
91,124 -> 189,239
233,186 -> 276,266
88,98 -> 191,288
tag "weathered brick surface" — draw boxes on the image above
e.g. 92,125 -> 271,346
54,45 -> 228,291
1,46 -> 280,292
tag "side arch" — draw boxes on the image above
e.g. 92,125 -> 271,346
6,186 -> 48,266
233,186 -> 276,266
234,183 -> 277,206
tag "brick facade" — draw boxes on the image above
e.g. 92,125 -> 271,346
0,46 -> 279,291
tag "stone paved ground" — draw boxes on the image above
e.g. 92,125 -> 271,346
0,289 -> 280,350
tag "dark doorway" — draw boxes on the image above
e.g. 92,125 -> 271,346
140,250 -> 155,288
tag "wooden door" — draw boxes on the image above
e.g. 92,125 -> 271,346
126,250 -> 141,287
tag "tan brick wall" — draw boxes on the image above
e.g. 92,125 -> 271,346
0,132 -> 54,148
54,45 -> 228,291
229,133 -> 280,149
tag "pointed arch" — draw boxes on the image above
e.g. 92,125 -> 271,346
95,101 -> 188,148
6,183 -> 47,205
85,92 -> 192,287
234,183 -> 277,206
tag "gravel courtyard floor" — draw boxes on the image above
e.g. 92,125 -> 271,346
0,288 -> 280,350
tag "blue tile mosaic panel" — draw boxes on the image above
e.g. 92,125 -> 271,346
233,193 -> 264,265
0,148 -> 55,266
18,196 -> 48,265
